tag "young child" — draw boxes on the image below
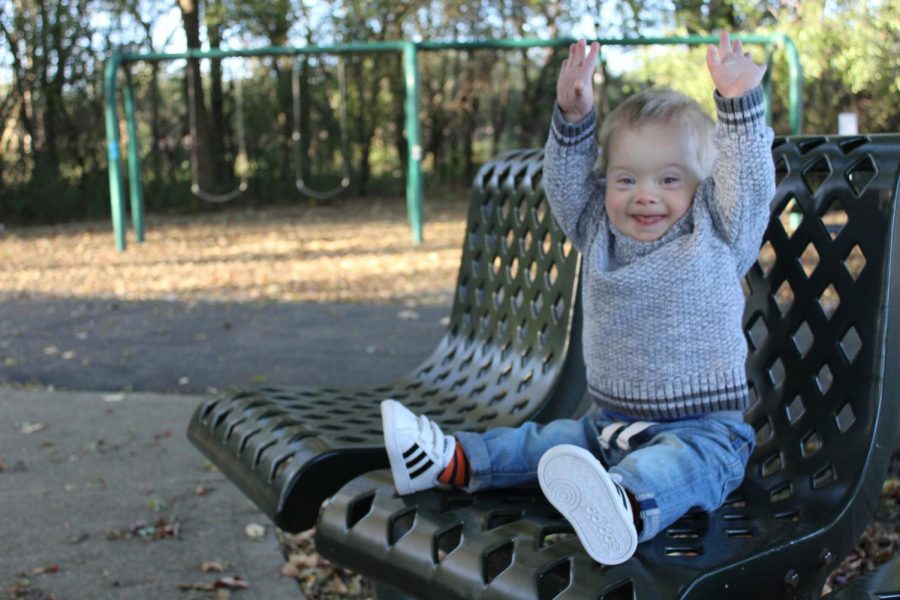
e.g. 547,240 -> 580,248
381,31 -> 775,565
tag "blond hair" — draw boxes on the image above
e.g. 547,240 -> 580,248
598,88 -> 715,178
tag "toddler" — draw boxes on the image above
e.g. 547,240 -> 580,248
381,32 -> 775,565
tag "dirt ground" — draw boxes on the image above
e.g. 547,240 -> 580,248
0,196 -> 467,306
1,195 -> 896,597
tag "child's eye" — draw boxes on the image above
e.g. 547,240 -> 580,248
662,176 -> 681,184
617,176 -> 635,185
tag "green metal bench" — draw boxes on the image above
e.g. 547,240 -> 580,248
188,135 -> 900,599
187,149 -> 588,533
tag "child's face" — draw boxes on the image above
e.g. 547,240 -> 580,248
604,121 -> 702,242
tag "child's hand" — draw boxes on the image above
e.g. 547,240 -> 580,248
556,39 -> 600,123
706,31 -> 767,98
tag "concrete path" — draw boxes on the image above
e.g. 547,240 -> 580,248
0,299 -> 449,599
0,389 -> 300,599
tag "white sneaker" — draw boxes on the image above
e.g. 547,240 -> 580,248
381,399 -> 455,495
538,444 -> 638,565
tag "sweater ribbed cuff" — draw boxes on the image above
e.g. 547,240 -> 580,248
714,86 -> 767,136
550,104 -> 596,147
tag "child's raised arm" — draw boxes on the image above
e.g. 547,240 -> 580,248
704,31 -> 775,274
543,39 -> 606,252
705,31 -> 767,98
557,39 -> 600,123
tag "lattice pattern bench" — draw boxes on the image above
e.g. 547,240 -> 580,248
188,149 -> 588,533
312,135 -> 900,599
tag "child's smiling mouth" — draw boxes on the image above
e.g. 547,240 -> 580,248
631,214 -> 666,226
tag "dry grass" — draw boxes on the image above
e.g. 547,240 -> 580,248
0,195 -> 468,304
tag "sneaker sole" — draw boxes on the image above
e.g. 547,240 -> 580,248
538,445 -> 637,565
381,399 -> 416,495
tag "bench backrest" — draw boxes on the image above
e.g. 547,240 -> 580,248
745,135 -> 898,510
400,148 -> 586,428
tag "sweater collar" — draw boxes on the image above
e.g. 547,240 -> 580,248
608,208 -> 694,266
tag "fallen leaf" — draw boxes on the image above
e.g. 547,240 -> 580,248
213,576 -> 248,590
244,523 -> 265,540
288,553 -> 325,569
20,422 -> 47,434
177,582 -> 215,592
30,564 -> 60,575
107,516 -> 180,541
202,561 -> 226,573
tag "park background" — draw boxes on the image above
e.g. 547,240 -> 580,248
1,1 -> 898,598
1,0 -> 898,225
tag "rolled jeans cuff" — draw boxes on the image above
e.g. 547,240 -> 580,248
609,468 -> 662,542
454,430 -> 493,493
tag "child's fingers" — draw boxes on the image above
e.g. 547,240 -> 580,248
706,44 -> 720,68
575,39 -> 586,65
718,31 -> 730,56
584,41 -> 600,72
733,39 -> 743,55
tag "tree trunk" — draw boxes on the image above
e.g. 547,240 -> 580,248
150,61 -> 164,186
206,1 -> 227,184
178,0 -> 215,197
490,60 -> 512,158
271,57 -> 292,192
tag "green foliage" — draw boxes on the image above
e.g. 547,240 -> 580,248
772,0 -> 900,134
1,0 -> 897,225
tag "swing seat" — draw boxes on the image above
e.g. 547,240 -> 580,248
188,135 -> 900,599
186,59 -> 250,204
292,57 -> 352,200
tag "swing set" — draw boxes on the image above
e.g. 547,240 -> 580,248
184,55 -> 350,204
104,35 -> 803,251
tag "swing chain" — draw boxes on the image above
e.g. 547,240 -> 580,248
292,55 -> 352,200
186,58 -> 249,204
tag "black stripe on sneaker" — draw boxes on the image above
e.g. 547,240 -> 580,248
402,445 -> 419,460
409,458 -> 434,479
405,448 -> 426,467
615,484 -> 629,511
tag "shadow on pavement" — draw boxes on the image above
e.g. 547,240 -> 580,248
0,297 -> 450,395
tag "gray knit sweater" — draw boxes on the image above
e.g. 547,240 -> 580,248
543,87 -> 775,420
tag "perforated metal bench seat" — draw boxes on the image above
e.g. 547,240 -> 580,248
187,149 -> 588,533
313,134 -> 900,599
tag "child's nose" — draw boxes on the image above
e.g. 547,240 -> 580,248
634,182 -> 659,204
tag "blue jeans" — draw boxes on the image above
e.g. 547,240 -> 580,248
455,411 -> 754,541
